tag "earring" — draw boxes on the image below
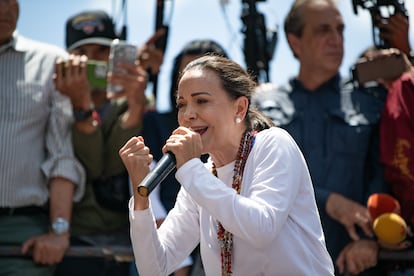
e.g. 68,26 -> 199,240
235,117 -> 241,124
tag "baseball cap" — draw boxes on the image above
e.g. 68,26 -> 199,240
66,10 -> 118,51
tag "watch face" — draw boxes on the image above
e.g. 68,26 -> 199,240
52,218 -> 69,234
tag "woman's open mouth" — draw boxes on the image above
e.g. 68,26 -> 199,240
192,126 -> 208,136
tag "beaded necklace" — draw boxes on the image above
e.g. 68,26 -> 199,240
211,129 -> 257,276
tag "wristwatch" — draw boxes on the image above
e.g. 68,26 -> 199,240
73,107 -> 94,121
51,217 -> 70,235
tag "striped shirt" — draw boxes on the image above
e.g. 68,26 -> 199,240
0,33 -> 85,207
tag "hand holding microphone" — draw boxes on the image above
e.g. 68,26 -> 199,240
137,127 -> 203,197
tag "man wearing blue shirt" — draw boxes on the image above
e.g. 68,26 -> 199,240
252,0 -> 387,275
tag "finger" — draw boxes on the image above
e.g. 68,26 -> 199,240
145,28 -> 166,46
66,55 -> 77,76
123,142 -> 147,157
386,18 -> 400,30
355,212 -> 374,237
354,259 -> 367,275
388,13 -> 407,27
55,58 -> 65,78
407,226 -> 413,237
68,56 -> 85,78
360,222 -> 374,238
161,145 -> 168,155
119,137 -> 141,155
107,90 -> 126,100
335,252 -> 345,274
79,55 -> 88,75
32,245 -> 42,264
40,250 -> 52,265
113,62 -> 136,75
112,77 -> 147,101
401,240 -> 412,249
114,67 -> 147,91
21,238 -> 34,254
126,148 -> 149,158
162,141 -> 181,158
346,224 -> 360,241
369,254 -> 378,267
167,135 -> 182,144
123,136 -> 142,148
345,259 -> 359,275
52,250 -> 65,264
380,239 -> 412,250
173,126 -> 193,135
72,55 -> 80,67
135,65 -> 148,78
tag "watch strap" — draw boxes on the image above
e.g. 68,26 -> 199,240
73,103 -> 95,122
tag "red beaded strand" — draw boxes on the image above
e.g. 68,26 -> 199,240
212,130 -> 256,276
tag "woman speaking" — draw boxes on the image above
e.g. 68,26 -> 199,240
119,55 -> 334,276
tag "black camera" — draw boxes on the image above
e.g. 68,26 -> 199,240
352,0 -> 408,49
241,0 -> 277,83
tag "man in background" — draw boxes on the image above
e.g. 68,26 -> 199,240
54,10 -> 162,276
0,0 -> 85,275
252,0 -> 388,274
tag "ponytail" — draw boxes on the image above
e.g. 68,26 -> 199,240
247,108 -> 276,131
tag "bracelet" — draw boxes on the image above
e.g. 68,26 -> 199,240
91,110 -> 102,126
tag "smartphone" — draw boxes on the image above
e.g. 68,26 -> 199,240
352,53 -> 406,85
107,39 -> 137,94
86,60 -> 107,90
61,60 -> 107,90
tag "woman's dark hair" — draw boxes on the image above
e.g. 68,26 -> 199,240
179,55 -> 275,131
169,39 -> 228,115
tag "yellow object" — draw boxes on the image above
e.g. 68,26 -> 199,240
373,213 -> 407,244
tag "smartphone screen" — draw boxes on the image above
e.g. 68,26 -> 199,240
107,39 -> 137,94
353,53 -> 406,85
87,60 -> 107,90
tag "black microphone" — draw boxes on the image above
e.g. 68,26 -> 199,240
137,152 -> 176,197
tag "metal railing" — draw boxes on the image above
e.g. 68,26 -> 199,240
0,246 -> 413,272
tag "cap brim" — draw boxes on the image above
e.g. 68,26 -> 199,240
67,37 -> 114,51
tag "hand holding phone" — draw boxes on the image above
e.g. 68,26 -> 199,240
59,59 -> 107,90
107,39 -> 138,94
137,29 -> 167,75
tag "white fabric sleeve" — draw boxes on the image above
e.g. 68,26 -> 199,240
129,198 -> 164,276
149,184 -> 167,220
148,159 -> 168,220
147,163 -> 193,270
129,185 -> 199,275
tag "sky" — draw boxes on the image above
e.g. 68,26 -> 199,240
17,0 -> 414,111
